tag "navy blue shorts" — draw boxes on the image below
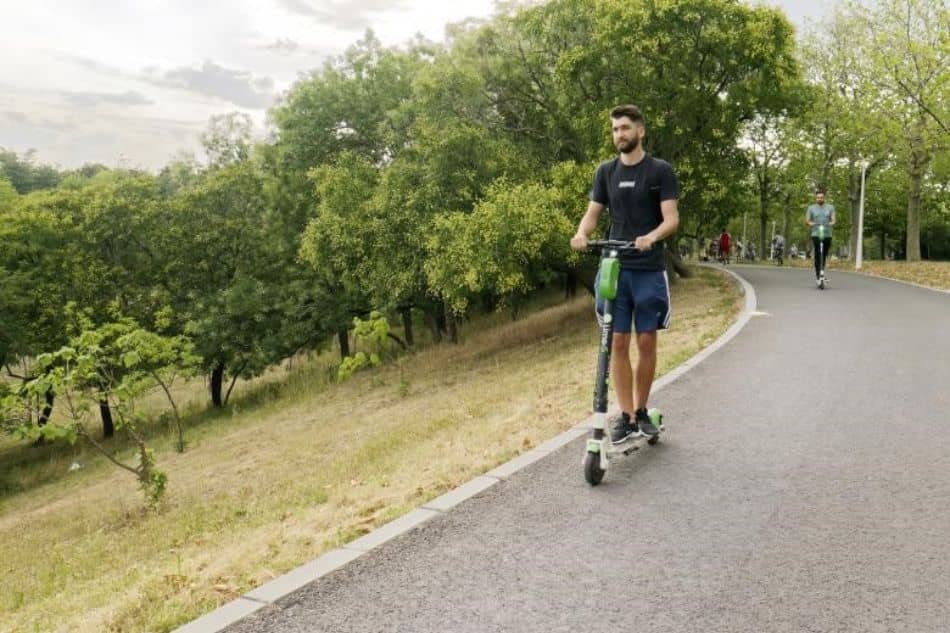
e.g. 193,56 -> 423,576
595,269 -> 671,334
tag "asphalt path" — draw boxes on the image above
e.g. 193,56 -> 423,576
226,266 -> 950,633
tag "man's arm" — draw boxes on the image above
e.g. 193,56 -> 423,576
636,162 -> 680,251
570,201 -> 604,250
805,207 -> 815,227
829,206 -> 836,226
635,199 -> 679,251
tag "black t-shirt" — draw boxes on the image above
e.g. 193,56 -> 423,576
590,155 -> 679,270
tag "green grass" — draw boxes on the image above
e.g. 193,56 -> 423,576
0,267 -> 741,633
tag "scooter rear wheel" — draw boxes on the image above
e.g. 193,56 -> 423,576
583,452 -> 605,486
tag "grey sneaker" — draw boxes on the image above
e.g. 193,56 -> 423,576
610,413 -> 638,444
635,409 -> 659,437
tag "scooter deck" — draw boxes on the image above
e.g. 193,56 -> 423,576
606,429 -> 662,456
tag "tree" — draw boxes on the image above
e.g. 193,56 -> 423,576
0,148 -> 62,193
852,0 -> 949,260
111,324 -> 201,452
3,322 -> 194,507
0,175 -> 16,211
201,113 -> 253,168
425,179 -> 574,314
297,152 -> 377,354
266,33 -> 435,349
744,115 -> 796,257
0,190 -> 86,373
157,162 -> 293,406
156,153 -> 202,196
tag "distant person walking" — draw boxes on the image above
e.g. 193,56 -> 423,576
771,233 -> 785,264
718,228 -> 731,264
806,189 -> 835,285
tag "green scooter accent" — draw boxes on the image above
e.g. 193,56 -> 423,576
598,257 -> 620,300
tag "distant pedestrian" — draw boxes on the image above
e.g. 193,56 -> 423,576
806,188 -> 835,286
718,228 -> 731,264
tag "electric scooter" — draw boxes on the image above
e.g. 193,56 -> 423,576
582,240 -> 664,486
816,224 -> 828,290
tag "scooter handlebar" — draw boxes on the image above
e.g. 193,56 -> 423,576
584,239 -> 640,252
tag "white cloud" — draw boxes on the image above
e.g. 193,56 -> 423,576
61,90 -> 155,108
261,38 -> 303,55
142,62 -> 276,110
274,0 -> 412,31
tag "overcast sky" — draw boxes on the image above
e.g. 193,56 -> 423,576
0,0 -> 827,171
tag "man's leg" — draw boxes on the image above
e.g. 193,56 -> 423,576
611,332 -> 635,415
634,331 -> 658,410
629,270 -> 669,437
812,237 -> 821,278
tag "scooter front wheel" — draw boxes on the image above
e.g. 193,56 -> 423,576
583,451 -> 605,486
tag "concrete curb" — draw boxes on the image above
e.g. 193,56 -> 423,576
172,266 -> 757,633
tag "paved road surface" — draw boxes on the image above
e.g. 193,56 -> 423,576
226,267 -> 950,633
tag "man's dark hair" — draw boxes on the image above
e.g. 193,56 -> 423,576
816,187 -> 826,194
610,104 -> 645,125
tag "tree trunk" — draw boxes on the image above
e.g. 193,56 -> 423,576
400,307 -> 414,347
575,260 -> 598,297
782,191 -> 791,250
880,227 -> 886,260
424,308 -> 442,344
210,362 -> 224,408
38,388 -> 54,427
564,271 -> 578,299
99,399 -> 114,438
386,333 -> 408,350
436,306 -> 447,335
223,362 -> 246,407
665,247 -> 691,283
337,328 -> 351,360
759,190 -> 769,261
445,306 -> 459,344
906,139 -> 927,262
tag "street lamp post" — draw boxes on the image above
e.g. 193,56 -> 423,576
856,162 -> 868,270
742,211 -> 747,250
770,220 -> 776,260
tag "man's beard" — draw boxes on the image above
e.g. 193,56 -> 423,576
616,136 -> 640,153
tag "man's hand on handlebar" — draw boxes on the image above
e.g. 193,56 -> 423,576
634,234 -> 656,251
570,233 -> 589,251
